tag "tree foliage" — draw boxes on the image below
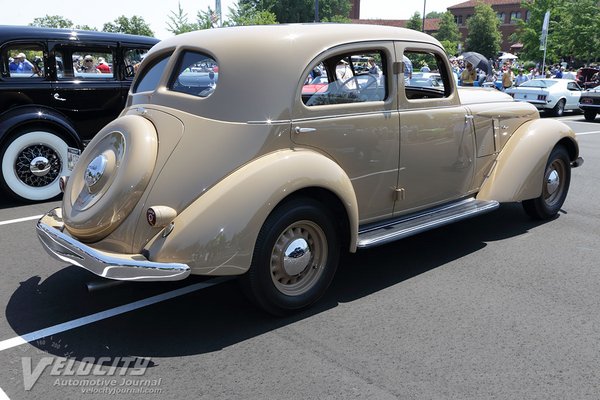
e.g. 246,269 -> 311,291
513,0 -> 600,65
426,11 -> 444,19
406,12 -> 423,31
238,0 -> 350,23
434,11 -> 461,55
226,3 -> 278,26
30,15 -> 74,29
167,2 -> 200,34
465,2 -> 501,59
103,15 -> 154,37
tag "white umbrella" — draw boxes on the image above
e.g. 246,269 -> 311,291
499,52 -> 518,60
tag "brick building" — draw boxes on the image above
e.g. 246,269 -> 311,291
349,0 -> 526,52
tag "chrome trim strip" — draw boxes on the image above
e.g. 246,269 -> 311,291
36,210 -> 190,282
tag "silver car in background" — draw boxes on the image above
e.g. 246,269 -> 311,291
506,79 -> 583,117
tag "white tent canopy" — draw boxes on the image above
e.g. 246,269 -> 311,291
499,52 -> 518,60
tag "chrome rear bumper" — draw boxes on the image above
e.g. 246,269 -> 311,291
36,208 -> 190,282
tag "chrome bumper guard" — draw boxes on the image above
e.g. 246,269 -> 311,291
36,208 -> 190,282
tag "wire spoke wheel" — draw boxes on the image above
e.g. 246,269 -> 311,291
15,143 -> 62,187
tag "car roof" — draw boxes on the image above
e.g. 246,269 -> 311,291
144,24 -> 442,122
0,25 -> 159,45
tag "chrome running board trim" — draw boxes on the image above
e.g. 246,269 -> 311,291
357,198 -> 499,248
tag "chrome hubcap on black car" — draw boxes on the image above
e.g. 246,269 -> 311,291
15,145 -> 61,187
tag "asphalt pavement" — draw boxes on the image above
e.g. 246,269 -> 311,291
0,114 -> 599,399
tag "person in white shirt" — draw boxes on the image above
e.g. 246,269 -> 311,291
515,69 -> 529,86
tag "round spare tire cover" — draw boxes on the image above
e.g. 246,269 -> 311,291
63,115 -> 158,242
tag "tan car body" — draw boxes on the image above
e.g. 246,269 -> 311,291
38,24 -> 580,284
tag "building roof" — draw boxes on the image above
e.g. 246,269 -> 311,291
448,0 -> 522,9
351,18 -> 440,32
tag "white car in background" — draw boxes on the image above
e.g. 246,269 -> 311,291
506,79 -> 583,117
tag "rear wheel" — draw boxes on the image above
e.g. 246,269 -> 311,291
584,110 -> 596,121
522,145 -> 571,220
552,99 -> 565,117
241,198 -> 340,316
0,129 -> 69,202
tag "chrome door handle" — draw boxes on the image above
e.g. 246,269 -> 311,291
53,93 -> 66,101
464,115 -> 474,124
295,127 -> 317,134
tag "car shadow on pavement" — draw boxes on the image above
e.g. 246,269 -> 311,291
4,202 -> 556,362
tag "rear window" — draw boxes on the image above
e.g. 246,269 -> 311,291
133,54 -> 171,93
169,51 -> 219,98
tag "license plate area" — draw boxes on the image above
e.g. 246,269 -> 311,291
67,147 -> 81,171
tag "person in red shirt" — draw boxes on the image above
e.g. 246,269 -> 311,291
97,57 -> 111,73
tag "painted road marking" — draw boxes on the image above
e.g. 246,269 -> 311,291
0,278 -> 229,352
0,215 -> 42,226
0,387 -> 9,400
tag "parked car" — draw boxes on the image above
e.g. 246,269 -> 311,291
576,67 -> 600,90
0,25 -> 158,201
578,84 -> 600,121
505,79 -> 583,117
37,24 -> 583,315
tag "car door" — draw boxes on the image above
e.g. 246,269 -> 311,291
394,43 -> 475,215
48,41 -> 123,141
565,81 -> 582,110
292,44 -> 400,224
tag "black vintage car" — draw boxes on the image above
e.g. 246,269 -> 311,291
0,25 -> 158,201
579,84 -> 600,121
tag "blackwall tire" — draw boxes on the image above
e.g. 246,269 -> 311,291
0,130 -> 69,202
584,110 -> 596,122
552,99 -> 565,117
241,198 -> 340,316
522,145 -> 571,220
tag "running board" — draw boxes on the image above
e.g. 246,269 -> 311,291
357,198 -> 499,249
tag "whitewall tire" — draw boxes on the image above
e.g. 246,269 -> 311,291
1,130 -> 69,202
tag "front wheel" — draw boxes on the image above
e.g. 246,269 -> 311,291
241,198 -> 340,316
522,145 -> 571,220
584,110 -> 596,122
0,130 -> 70,202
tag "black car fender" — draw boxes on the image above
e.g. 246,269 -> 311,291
0,104 -> 82,148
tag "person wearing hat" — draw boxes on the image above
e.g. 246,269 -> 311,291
10,53 -> 34,73
460,62 -> 476,86
97,57 -> 110,73
82,55 -> 99,73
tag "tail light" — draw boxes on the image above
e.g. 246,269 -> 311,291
538,94 -> 547,101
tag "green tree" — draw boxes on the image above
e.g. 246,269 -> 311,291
511,0 -> 561,64
30,15 -> 74,29
167,2 -> 199,34
321,15 -> 352,23
465,2 -> 501,59
226,6 -> 278,26
406,12 -> 423,31
239,0 -> 350,23
434,11 -> 461,54
426,11 -> 444,19
196,7 -> 219,30
103,15 -> 154,37
554,0 -> 600,64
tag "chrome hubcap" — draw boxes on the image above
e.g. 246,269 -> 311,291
30,156 -> 50,177
546,169 -> 560,195
84,154 -> 108,191
270,221 -> 327,296
15,145 -> 61,187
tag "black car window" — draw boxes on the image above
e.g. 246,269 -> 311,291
303,51 -> 387,106
123,48 -> 151,80
4,44 -> 45,78
133,54 -> 171,93
168,51 -> 219,98
55,46 -> 114,80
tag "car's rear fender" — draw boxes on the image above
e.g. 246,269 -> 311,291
477,118 -> 578,202
143,149 -> 359,276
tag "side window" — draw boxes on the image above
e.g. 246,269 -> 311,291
5,44 -> 45,78
303,51 -> 387,106
168,51 -> 219,98
124,48 -> 150,79
55,46 -> 114,79
403,50 -> 451,100
133,54 -> 171,93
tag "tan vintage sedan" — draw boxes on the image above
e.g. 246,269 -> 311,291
37,24 -> 583,315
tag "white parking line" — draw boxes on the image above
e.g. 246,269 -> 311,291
0,215 -> 42,226
0,278 -> 229,352
0,387 -> 9,400
576,130 -> 600,136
